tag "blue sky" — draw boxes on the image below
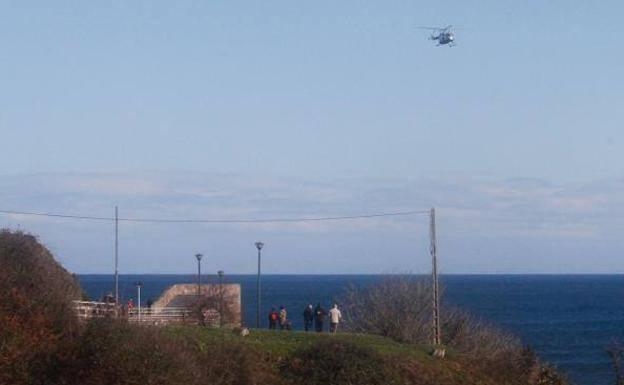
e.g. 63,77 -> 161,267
0,1 -> 622,273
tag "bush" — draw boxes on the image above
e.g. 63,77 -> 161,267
531,365 -> 568,385
607,342 -> 624,385
66,319 -> 280,385
442,309 -> 529,377
340,277 -> 432,344
280,339 -> 397,385
193,339 -> 280,385
191,288 -> 240,327
0,230 -> 83,385
68,319 -> 195,385
339,276 -> 567,385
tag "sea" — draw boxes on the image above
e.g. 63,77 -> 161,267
78,274 -> 624,385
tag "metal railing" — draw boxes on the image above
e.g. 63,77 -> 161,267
73,301 -> 222,326
73,300 -> 118,320
127,307 -> 197,325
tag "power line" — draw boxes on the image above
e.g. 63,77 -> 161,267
0,210 -> 112,221
0,209 -> 430,224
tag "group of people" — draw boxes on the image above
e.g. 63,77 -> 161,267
268,303 -> 342,333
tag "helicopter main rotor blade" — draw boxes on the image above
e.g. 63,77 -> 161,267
416,26 -> 443,30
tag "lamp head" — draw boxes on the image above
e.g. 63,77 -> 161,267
195,253 -> 203,261
255,241 -> 264,251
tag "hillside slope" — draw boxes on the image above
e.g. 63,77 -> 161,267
0,230 -> 83,384
166,327 -> 566,385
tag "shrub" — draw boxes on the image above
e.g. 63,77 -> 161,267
0,230 -> 83,384
191,288 -> 240,327
532,365 -> 568,385
68,319 -> 198,385
340,277 -> 432,344
280,339 -> 397,385
339,276 -> 567,385
607,342 -> 624,385
193,339 -> 281,385
443,309 -> 520,353
67,320 -> 280,385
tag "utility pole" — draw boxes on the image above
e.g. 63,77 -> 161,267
114,206 -> 119,306
430,208 -> 441,346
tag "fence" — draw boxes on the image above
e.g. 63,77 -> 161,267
73,301 -> 215,326
73,300 -> 117,320
127,307 -> 199,325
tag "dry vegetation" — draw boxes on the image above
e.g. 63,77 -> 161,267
0,230 -> 83,385
608,342 -> 624,385
192,287 -> 240,327
340,276 -> 568,385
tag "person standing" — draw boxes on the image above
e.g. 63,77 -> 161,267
303,304 -> 314,332
328,304 -> 342,334
268,307 -> 278,330
279,305 -> 288,330
103,292 -> 115,304
314,303 -> 326,333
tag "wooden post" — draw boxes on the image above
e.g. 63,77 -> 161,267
114,206 -> 119,306
430,208 -> 441,346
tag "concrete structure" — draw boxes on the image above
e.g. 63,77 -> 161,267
152,283 -> 241,327
73,283 -> 242,327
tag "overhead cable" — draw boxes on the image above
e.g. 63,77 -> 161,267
0,209 -> 430,224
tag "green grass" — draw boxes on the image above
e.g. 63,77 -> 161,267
165,326 -> 433,360
161,326 -> 531,385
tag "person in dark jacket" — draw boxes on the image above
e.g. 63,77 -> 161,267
313,303 -> 326,333
303,304 -> 314,332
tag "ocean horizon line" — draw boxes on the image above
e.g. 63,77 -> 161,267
75,272 -> 624,276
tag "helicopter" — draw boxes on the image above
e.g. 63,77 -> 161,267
418,25 -> 456,47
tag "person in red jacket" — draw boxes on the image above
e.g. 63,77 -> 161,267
268,307 -> 279,330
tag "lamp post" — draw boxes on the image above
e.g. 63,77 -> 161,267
255,242 -> 264,328
134,281 -> 143,323
218,270 -> 224,327
195,253 -> 203,297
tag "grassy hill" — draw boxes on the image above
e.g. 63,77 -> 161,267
164,327 -> 564,385
168,326 -> 432,359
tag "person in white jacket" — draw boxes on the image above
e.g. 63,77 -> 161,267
328,304 -> 342,333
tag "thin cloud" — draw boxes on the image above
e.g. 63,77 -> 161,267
0,172 -> 622,273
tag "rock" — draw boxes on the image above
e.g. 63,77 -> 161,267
432,348 -> 446,359
233,327 -> 250,337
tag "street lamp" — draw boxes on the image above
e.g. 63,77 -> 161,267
218,270 -> 224,327
195,253 -> 203,297
134,281 -> 143,323
255,241 -> 264,328
218,270 -> 225,290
